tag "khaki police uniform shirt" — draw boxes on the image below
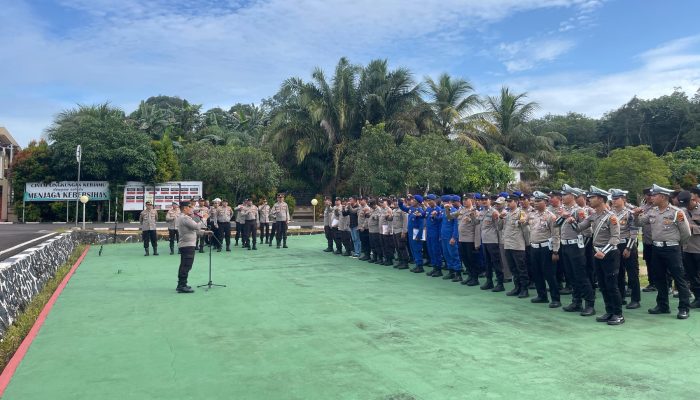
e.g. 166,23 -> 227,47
640,203 -> 654,245
683,205 -> 700,254
559,204 -> 585,241
577,209 -> 620,249
478,206 -> 500,244
165,208 -> 180,230
139,208 -> 158,231
259,204 -> 271,224
177,214 -> 206,248
499,207 -> 528,251
323,205 -> 333,227
217,206 -> 233,223
391,207 -> 408,234
379,206 -> 393,235
527,209 -> 560,252
242,205 -> 259,222
635,205 -> 691,244
368,207 -> 382,233
272,201 -> 290,223
450,207 -> 479,243
612,206 -> 637,246
358,205 -> 371,230
339,206 -> 350,231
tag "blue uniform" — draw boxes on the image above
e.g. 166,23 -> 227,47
438,205 -> 461,272
426,205 -> 443,268
399,200 -> 426,267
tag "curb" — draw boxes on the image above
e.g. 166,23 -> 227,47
0,245 -> 91,397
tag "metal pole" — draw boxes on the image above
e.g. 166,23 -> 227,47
22,198 -> 25,223
66,199 -> 69,222
82,201 -> 86,230
107,199 -> 111,223
75,161 -> 81,226
313,204 -> 316,225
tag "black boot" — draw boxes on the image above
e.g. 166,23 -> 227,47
384,257 -> 394,266
506,285 -> 520,296
397,262 -> 409,270
343,250 -> 352,256
517,288 -> 530,298
580,301 -> 596,316
431,269 -> 443,277
170,245 -> 174,255
492,282 -> 505,292
252,244 -> 257,250
563,302 -> 582,312
153,247 -> 158,255
226,245 -> 231,252
144,248 -> 149,256
452,272 -> 463,282
480,279 -> 494,290
324,247 -> 334,253
442,271 -> 455,280
283,239 -> 288,248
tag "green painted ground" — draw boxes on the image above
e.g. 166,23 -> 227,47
3,237 -> 700,399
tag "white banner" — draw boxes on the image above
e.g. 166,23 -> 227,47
24,181 -> 110,202
123,181 -> 203,211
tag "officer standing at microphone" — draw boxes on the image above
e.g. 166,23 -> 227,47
175,201 -> 212,293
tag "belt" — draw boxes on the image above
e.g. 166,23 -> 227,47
653,241 -> 679,247
530,241 -> 550,249
561,239 -> 579,245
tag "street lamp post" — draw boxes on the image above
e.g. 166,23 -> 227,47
75,145 -> 82,226
311,198 -> 318,226
80,195 -> 89,230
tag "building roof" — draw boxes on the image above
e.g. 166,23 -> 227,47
0,127 -> 20,148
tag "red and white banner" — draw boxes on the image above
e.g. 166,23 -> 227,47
122,181 -> 203,211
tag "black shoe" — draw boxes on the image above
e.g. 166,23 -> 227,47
277,245 -> 281,249
642,284 -> 657,292
690,299 -> 700,309
480,280 -> 494,290
452,273 -> 463,283
269,243 -> 273,247
559,287 -> 573,295
625,301 -> 640,309
678,309 -> 690,319
283,244 -> 288,248
648,306 -> 671,314
334,250 -> 342,255
397,264 -> 409,270
466,278 -> 480,287
252,246 -> 257,250
323,248 -> 333,252
563,303 -> 582,312
144,249 -> 149,256
596,313 -> 612,322
176,286 -> 194,293
506,287 -> 520,296
607,315 -> 625,325
431,270 -> 443,278
441,271 -> 454,280
580,306 -> 596,317
492,283 -> 505,292
517,289 -> 529,299
343,251 -> 351,256
531,296 -> 548,304
549,301 -> 562,308
199,248 -> 204,253
359,256 -> 370,261
411,267 -> 425,273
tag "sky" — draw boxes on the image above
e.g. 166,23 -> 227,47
2,0 -> 700,147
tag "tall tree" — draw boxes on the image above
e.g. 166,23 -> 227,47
424,73 -> 484,147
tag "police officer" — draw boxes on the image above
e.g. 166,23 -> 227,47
527,191 -> 561,308
558,185 -> 596,316
499,194 -> 529,298
573,186 -> 621,325
194,198 -> 206,253
209,198 -> 221,251
477,194 -> 504,291
610,189 -> 640,309
259,198 -> 271,245
425,194 -> 443,274
234,200 -> 246,247
339,199 -> 353,256
323,197 -> 334,252
399,195 -> 426,273
367,199 -> 384,263
450,194 -> 481,286
140,200 -> 159,256
175,201 -> 212,293
331,198 -> 343,254
439,195 -> 461,282
272,193 -> 291,248
358,197 -> 372,261
243,198 -> 259,250
347,196 -> 361,258
215,199 -> 232,251
634,184 -> 692,319
679,189 -> 700,309
391,198 -> 410,269
379,199 -> 395,266
640,188 -> 658,292
575,190 -> 596,287
165,201 -> 180,255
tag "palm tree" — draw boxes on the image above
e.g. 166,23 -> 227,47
480,86 -> 565,167
424,73 -> 487,148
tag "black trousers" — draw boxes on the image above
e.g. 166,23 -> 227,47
218,221 -> 231,248
213,223 -> 223,250
168,229 -> 179,251
458,242 -> 476,277
360,229 -> 370,256
369,232 -> 383,259
259,222 -> 270,243
332,227 -> 342,251
270,221 -> 277,243
235,222 -> 244,244
683,252 -> 700,299
341,230 -> 353,253
142,230 -> 157,250
617,243 -> 640,302
244,220 -> 257,247
505,249 -> 528,288
530,246 -> 560,301
381,234 -> 395,261
393,233 -> 409,263
275,221 -> 288,246
653,246 -> 691,310
483,243 -> 504,283
643,243 -> 657,287
596,249 -> 622,316
177,246 -> 195,287
560,243 -> 595,304
324,226 -> 334,249
584,236 -> 595,286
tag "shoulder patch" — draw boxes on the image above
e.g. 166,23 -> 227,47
677,211 -> 685,222
610,215 -> 618,225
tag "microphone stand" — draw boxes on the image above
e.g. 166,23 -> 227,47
197,233 -> 226,290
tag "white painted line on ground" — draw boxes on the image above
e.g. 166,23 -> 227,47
0,232 -> 59,258
26,222 -> 39,224
52,222 -> 67,224
312,225 -> 324,229
288,226 -> 302,230
124,228 -> 139,231
93,228 -> 109,231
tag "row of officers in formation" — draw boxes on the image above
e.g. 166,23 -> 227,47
138,194 -> 292,293
321,184 -> 700,326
